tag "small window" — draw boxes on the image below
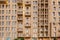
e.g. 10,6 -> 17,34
58,12 -> 60,16
53,1 -> 55,5
53,12 -> 55,16
58,1 -> 60,5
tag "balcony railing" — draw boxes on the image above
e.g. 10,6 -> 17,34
18,17 -> 23,21
24,34 -> 31,37
25,23 -> 31,28
0,0 -> 7,4
25,1 -> 31,6
18,28 -> 23,31
17,0 -> 23,6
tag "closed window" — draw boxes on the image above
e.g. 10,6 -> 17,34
33,1 -> 37,5
6,16 -> 10,20
58,12 -> 60,16
6,21 -> 10,26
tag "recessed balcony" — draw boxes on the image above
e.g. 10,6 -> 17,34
25,23 -> 31,28
17,0 -> 23,6
25,12 -> 31,17
0,0 -> 7,4
18,28 -> 23,32
25,1 -> 31,6
24,34 -> 31,37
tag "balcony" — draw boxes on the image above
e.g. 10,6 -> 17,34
0,0 -> 7,4
25,23 -> 31,28
18,28 -> 23,33
24,34 -> 31,37
25,1 -> 31,6
17,0 -> 23,6
18,17 -> 23,21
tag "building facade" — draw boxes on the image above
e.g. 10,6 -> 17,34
0,0 -> 60,40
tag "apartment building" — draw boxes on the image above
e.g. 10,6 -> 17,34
0,0 -> 60,40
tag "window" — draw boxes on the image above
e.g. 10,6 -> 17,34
5,27 -> 10,31
12,10 -> 16,14
58,12 -> 60,16
2,10 -> 4,14
6,16 -> 10,20
53,1 -> 55,5
2,5 -> 4,8
33,6 -> 37,10
53,17 -> 56,21
53,12 -> 55,16
32,38 -> 37,40
59,17 -> 60,21
0,32 -> 4,37
11,27 -> 16,31
12,16 -> 16,20
1,32 -> 4,37
6,21 -> 10,26
6,5 -> 10,8
2,16 -> 4,20
8,0 -> 10,3
54,32 -> 56,37
54,27 -> 56,32
26,28 -> 29,33
58,1 -> 60,5
26,7 -> 29,10
12,4 -> 16,9
33,11 -> 37,15
33,1 -> 37,5
1,27 -> 4,31
0,16 -> 1,20
12,0 -> 17,3
6,37 -> 10,40
33,28 -> 37,33
2,21 -> 4,25
12,21 -> 16,25
53,23 -> 55,25
53,7 -> 56,10
6,10 -> 10,14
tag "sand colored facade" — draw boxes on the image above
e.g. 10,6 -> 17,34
0,0 -> 60,40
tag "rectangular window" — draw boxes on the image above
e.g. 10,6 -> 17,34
6,21 -> 10,26
12,21 -> 16,26
33,1 -> 37,5
2,21 -> 4,25
12,16 -> 16,20
58,1 -> 60,5
58,12 -> 60,16
5,27 -> 10,31
53,1 -> 55,5
12,10 -> 16,14
6,16 -> 10,20
2,16 -> 4,20
53,12 -> 55,16
6,10 -> 10,14
2,10 -> 4,14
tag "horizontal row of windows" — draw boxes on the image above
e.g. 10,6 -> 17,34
53,1 -> 60,5
0,32 -> 17,37
0,10 -> 16,14
0,27 -> 16,31
0,16 -> 16,20
53,12 -> 60,16
0,21 -> 16,26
